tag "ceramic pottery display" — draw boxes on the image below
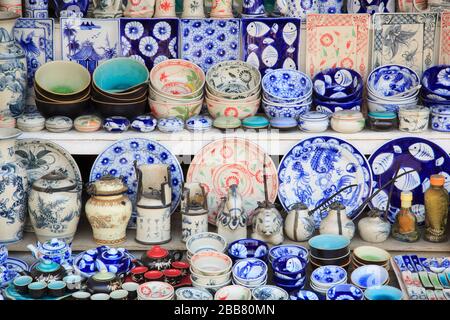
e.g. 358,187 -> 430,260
180,183 -> 208,242
319,202 -> 355,240
181,0 -> 205,18
52,0 -> 89,17
123,0 -> 155,17
90,138 -> 183,228
232,258 -> 268,289
210,0 -> 233,18
0,0 -> 22,15
154,0 -> 176,17
278,136 -> 372,228
24,0 -> 48,18
306,14 -> 371,80
92,0 -> 122,17
120,18 -> 178,71
347,0 -> 395,13
251,202 -> 284,245
284,203 -> 315,242
358,209 -> 391,243
85,176 -> 132,245
27,238 -> 72,266
180,19 -> 240,74
368,137 -> 450,225
216,184 -> 247,243
0,12 -> 27,118
372,12 -> 438,77
440,12 -> 450,65
135,164 -> 172,244
60,18 -> 119,74
0,128 -> 28,244
186,137 -> 278,225
276,0 -> 319,18
28,171 -> 81,243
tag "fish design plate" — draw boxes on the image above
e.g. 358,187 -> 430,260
368,137 -> 450,225
278,136 -> 372,228
186,137 -> 278,226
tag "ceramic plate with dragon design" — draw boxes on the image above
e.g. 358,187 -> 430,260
186,137 -> 278,225
368,137 -> 450,225
278,136 -> 372,228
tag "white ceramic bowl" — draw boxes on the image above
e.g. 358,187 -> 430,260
186,232 -> 227,255
353,246 -> 391,265
191,278 -> 232,293
252,285 -> 289,300
149,98 -> 203,121
137,281 -> 174,300
190,267 -> 232,286
149,85 -> 203,103
190,251 -> 232,276
175,287 -> 213,300
205,96 -> 260,119
350,265 -> 389,289
214,285 -> 252,300
206,86 -> 261,103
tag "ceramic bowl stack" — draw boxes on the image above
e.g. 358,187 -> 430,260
137,281 -> 174,300
261,69 -> 312,120
185,232 -> 227,262
367,64 -> 420,113
272,255 -> 308,292
313,68 -> 363,115
190,251 -> 233,293
34,61 -> 91,119
205,60 -> 261,120
232,258 -> 268,289
308,235 -> 351,269
310,265 -> 348,295
92,58 -> 149,119
268,244 -> 309,265
149,59 -> 205,121
227,238 -> 269,262
350,265 -> 390,290
352,246 -> 391,271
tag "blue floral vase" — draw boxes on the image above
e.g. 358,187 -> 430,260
24,0 -> 49,18
0,12 -> 27,118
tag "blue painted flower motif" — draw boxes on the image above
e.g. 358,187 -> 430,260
121,36 -> 131,56
129,54 -> 145,65
139,36 -> 158,57
153,21 -> 171,41
168,38 -> 177,58
154,55 -> 168,65
437,68 -> 450,86
125,21 -> 144,40
243,0 -> 255,8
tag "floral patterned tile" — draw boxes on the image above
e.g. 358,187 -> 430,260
439,11 -> 450,65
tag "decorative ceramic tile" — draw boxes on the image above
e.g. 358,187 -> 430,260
120,18 -> 179,70
306,14 -> 370,80
372,12 -> 438,77
439,11 -> 450,64
180,19 -> 240,74
242,17 -> 301,75
13,18 -> 55,111
60,18 -> 119,73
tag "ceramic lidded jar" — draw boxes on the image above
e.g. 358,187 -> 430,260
358,209 -> 391,243
210,0 -> 233,17
430,106 -> 450,132
298,111 -> 329,132
319,202 -> 355,240
0,128 -> 28,244
0,12 -> 27,118
95,247 -> 131,274
284,203 -> 315,242
180,183 -> 209,243
85,176 -> 132,245
124,0 -> 156,17
182,0 -> 205,18
330,110 -> 365,133
86,270 -> 122,294
398,105 -> 430,132
28,171 -> 82,243
140,245 -> 183,270
27,238 -> 72,265
154,0 -> 176,17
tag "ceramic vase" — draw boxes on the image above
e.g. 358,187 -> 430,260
0,12 -> 26,118
0,0 -> 22,15
210,0 -> 233,18
216,184 -> 247,244
180,183 -> 208,242
28,171 -> 81,243
93,0 -> 123,18
0,128 -> 28,244
52,0 -> 89,17
241,0 -> 266,16
182,0 -> 205,18
24,0 -> 48,18
251,202 -> 284,245
358,216 -> 391,243
124,0 -> 155,17
153,0 -> 176,17
319,202 -> 355,240
284,203 -> 315,242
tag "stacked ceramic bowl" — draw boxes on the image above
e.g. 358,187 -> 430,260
205,60 -> 261,120
137,281 -> 174,300
313,68 -> 363,115
92,57 -> 149,119
308,235 -> 351,269
268,244 -> 309,265
34,61 -> 91,118
272,255 -> 308,292
227,238 -> 269,263
261,69 -> 312,120
310,265 -> 348,295
190,251 -> 233,293
367,64 -> 420,113
232,258 -> 268,289
351,265 -> 390,290
185,232 -> 227,262
352,246 -> 391,271
149,59 -> 205,121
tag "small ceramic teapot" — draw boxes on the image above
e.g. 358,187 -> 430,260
358,208 -> 391,243
95,247 -> 132,274
29,259 -> 66,283
216,184 -> 247,243
140,245 -> 183,271
86,270 -> 122,294
319,202 -> 355,240
251,201 -> 284,245
27,238 -> 72,266
284,203 -> 315,242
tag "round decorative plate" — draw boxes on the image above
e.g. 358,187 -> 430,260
0,258 -> 29,288
186,137 -> 278,225
278,136 -> 372,227
90,138 -> 183,227
368,137 -> 450,225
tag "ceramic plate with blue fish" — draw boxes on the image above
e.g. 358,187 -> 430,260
90,138 -> 183,227
0,258 -> 29,289
278,136 -> 372,227
368,137 -> 450,225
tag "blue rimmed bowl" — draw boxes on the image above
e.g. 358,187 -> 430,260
313,68 -> 363,103
268,245 -> 309,265
227,239 -> 269,262
326,284 -> 364,300
290,290 -> 320,300
262,99 -> 311,119
232,258 -> 268,286
350,265 -> 389,289
262,69 -> 313,104
421,65 -> 450,100
364,285 -> 403,300
272,255 -> 307,279
311,265 -> 347,288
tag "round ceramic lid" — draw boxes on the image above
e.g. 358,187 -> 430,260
32,171 -> 78,192
270,117 -> 297,128
101,248 -> 124,260
213,116 -> 241,129
146,245 -> 168,259
332,110 -> 364,120
89,175 -> 128,195
35,260 -> 60,273
242,116 -> 269,128
92,270 -> 116,281
299,111 -> 329,121
368,112 -> 397,119
41,238 -> 67,252
45,116 -> 73,128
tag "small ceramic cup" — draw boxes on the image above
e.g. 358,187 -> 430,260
13,275 -> 33,294
144,270 -> 164,282
109,289 -> 129,300
48,280 -> 67,297
72,291 -> 91,300
28,281 -> 47,299
90,293 -> 110,300
130,266 -> 148,283
63,274 -> 82,292
172,261 -> 190,277
163,269 -> 182,286
122,282 -> 139,300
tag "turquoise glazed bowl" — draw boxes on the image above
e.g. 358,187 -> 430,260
364,285 -> 403,300
93,58 -> 149,93
308,234 -> 350,259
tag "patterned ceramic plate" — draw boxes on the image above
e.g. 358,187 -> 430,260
278,136 -> 372,228
0,258 -> 29,289
138,281 -> 174,300
90,138 -> 183,227
186,137 -> 278,225
368,137 -> 450,225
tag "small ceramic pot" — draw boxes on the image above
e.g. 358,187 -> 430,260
103,116 -> 130,132
319,202 -> 355,240
185,115 -> 212,132
48,280 -> 67,297
284,203 -> 315,242
130,266 -> 148,283
430,106 -> 450,132
367,112 -> 397,131
28,281 -> 47,298
131,114 -> 157,132
330,110 -> 365,133
213,116 -> 241,129
358,213 -> 391,243
86,270 -> 122,294
95,247 -> 132,274
16,114 -> 45,132
74,115 -> 102,132
141,245 -> 183,270
398,106 -> 430,132
298,111 -> 329,132
157,117 -> 184,133
27,238 -> 72,266
13,275 -> 33,294
30,259 -> 66,283
45,116 -> 73,133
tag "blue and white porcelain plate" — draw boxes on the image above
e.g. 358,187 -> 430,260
232,258 -> 267,281
1,258 -> 29,288
311,265 -> 347,285
278,136 -> 372,227
290,290 -> 319,300
368,137 -> 450,225
90,138 -> 184,227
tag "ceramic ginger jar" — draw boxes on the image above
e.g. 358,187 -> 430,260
251,202 -> 284,245
85,176 -> 132,245
284,203 -> 315,242
28,171 -> 81,243
358,209 -> 391,243
319,202 -> 355,240
217,184 -> 247,244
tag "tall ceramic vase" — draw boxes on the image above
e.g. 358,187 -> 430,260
93,0 -> 123,18
0,0 -> 22,15
154,0 -> 176,17
182,0 -> 205,18
24,0 -> 48,18
0,128 -> 28,244
124,0 -> 155,17
0,12 -> 26,118
210,0 -> 233,17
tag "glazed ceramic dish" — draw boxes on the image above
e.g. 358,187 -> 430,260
368,137 -> 450,225
421,65 -> 450,99
262,69 -> 312,103
313,68 -> 363,102
89,138 -> 183,227
350,265 -> 389,289
186,137 -> 278,225
367,64 -> 420,99
268,245 -> 309,264
252,285 -> 289,300
214,285 -> 251,300
137,281 -> 174,300
278,136 -> 373,227
190,251 -> 232,276
185,232 -> 227,255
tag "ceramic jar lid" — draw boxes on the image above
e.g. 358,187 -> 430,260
88,175 -> 128,196
17,113 -> 45,131
270,117 -> 297,128
213,116 -> 241,129
431,106 -> 450,115
41,238 -> 67,252
35,259 -> 61,273
100,248 -> 125,260
186,115 -> 213,131
299,111 -> 329,121
368,112 -> 397,119
242,116 -> 269,129
92,270 -> 116,282
398,105 -> 430,116
45,116 -> 73,132
146,245 -> 169,259
32,171 -> 78,192
0,115 -> 16,128
74,115 -> 102,132
332,110 -> 364,120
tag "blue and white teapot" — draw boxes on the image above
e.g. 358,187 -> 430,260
27,238 -> 72,266
95,247 -> 132,274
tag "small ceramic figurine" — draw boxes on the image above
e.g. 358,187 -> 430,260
319,202 -> 355,240
181,183 -> 209,242
252,201 -> 284,245
216,184 -> 247,243
392,191 -> 420,242
135,163 -> 172,244
182,0 -> 205,17
284,203 -> 315,242
358,208 -> 391,243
